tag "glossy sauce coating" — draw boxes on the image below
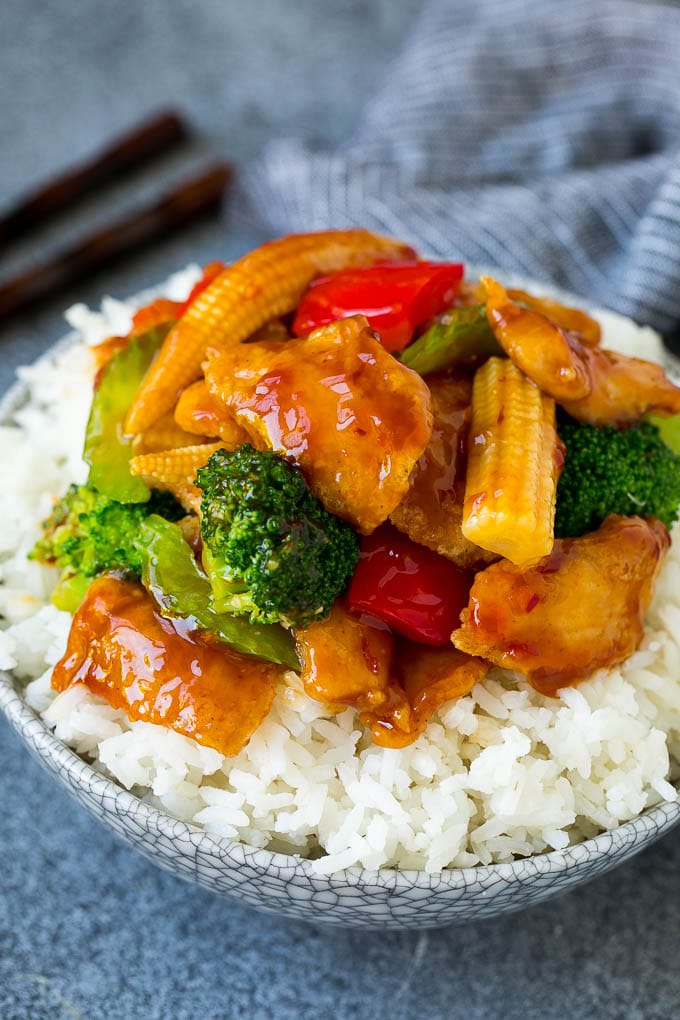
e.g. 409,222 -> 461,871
483,276 -> 680,425
295,603 -> 395,711
204,315 -> 433,533
390,373 -> 496,568
560,343 -> 680,425
482,276 -> 590,401
506,288 -> 601,346
452,515 -> 669,694
52,576 -> 280,756
174,379 -> 249,446
365,642 -> 488,748
295,603 -> 486,748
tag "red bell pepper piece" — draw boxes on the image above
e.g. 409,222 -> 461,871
347,525 -> 472,645
177,260 -> 227,316
292,261 -> 464,353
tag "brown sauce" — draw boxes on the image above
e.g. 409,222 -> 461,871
52,576 -> 280,756
452,516 -> 669,695
295,603 -> 487,749
174,380 -> 249,446
203,315 -> 433,533
364,641 -> 488,748
506,288 -> 601,346
389,373 -> 496,569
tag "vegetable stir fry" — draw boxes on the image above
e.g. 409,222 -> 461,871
31,229 -> 680,757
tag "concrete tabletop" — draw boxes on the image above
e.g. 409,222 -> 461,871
1,3 -> 678,1017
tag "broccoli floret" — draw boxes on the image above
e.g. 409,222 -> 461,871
555,418 -> 680,538
195,445 -> 360,628
31,484 -> 183,579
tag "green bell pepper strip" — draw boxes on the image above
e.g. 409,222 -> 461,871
50,572 -> 92,614
138,516 -> 300,670
648,414 -> 680,455
399,304 -> 503,376
83,323 -> 172,503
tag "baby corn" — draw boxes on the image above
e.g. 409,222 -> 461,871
125,229 -> 414,434
129,442 -> 224,511
462,358 -> 562,567
132,412 -> 207,454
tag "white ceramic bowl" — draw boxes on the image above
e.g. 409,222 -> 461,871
1,676 -> 678,929
2,279 -> 679,930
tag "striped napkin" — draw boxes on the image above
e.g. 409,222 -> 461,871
238,0 -> 680,337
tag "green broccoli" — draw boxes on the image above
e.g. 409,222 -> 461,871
31,484 -> 183,581
195,445 -> 360,628
555,417 -> 680,538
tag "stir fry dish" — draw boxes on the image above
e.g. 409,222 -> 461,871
31,229 -> 680,759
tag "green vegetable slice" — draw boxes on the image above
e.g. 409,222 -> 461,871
647,414 -> 680,455
138,515 -> 300,670
84,323 -> 172,503
50,572 -> 91,614
399,304 -> 502,376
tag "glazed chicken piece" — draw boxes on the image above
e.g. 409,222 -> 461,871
559,344 -> 680,425
203,315 -> 434,533
52,577 -> 280,756
481,276 -> 590,402
482,277 -> 680,425
506,288 -> 601,346
364,642 -> 488,748
174,379 -> 250,446
295,602 -> 395,713
296,604 -> 487,748
390,372 -> 496,568
125,229 -> 415,433
452,515 -> 669,695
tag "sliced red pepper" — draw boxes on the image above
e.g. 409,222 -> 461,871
292,261 -> 464,353
347,525 -> 472,646
177,260 -> 227,316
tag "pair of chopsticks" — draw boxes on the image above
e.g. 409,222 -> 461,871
0,111 -> 232,319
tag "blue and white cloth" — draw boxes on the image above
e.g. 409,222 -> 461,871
238,0 -> 680,337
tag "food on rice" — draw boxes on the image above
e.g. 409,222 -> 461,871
452,515 -> 670,695
1,235 -> 679,873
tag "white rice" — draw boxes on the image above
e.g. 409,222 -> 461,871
1,271 -> 678,874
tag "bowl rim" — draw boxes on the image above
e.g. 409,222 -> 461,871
1,272 -> 679,888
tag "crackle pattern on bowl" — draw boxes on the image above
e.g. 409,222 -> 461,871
2,678 -> 679,930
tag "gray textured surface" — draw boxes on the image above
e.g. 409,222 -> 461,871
1,1 -> 679,1017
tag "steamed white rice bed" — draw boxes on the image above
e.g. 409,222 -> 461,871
1,271 -> 678,873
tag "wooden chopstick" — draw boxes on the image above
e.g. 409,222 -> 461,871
0,111 -> 189,245
0,164 -> 232,320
